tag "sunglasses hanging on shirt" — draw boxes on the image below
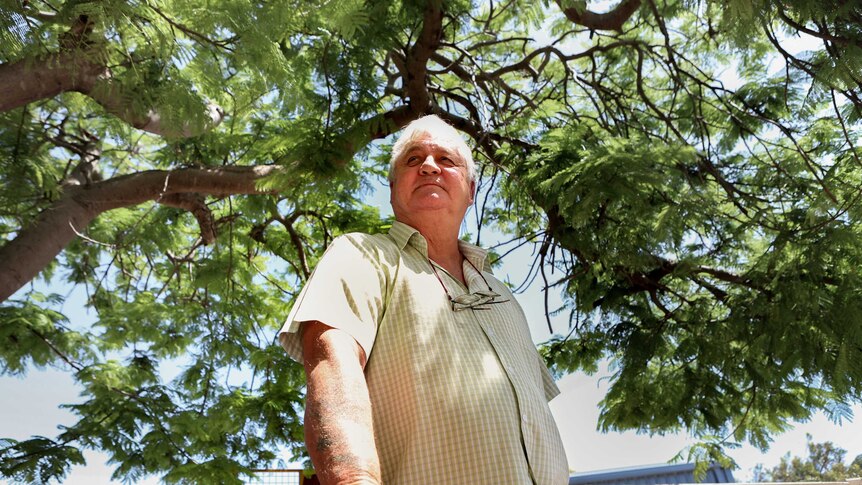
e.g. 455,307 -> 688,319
429,258 -> 509,311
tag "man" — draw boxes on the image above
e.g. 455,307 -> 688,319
279,115 -> 568,484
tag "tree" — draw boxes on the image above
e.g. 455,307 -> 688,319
1,0 -> 861,482
754,435 -> 862,482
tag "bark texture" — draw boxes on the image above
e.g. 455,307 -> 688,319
0,51 -> 104,111
557,0 -> 642,31
0,51 -> 224,138
0,166 -> 279,302
404,2 -> 444,114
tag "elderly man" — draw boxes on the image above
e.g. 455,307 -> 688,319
279,115 -> 568,484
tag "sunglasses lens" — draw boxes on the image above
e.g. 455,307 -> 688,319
451,291 -> 507,310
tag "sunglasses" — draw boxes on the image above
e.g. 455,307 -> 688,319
430,258 -> 509,311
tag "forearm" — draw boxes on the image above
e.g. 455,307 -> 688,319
303,323 -> 382,485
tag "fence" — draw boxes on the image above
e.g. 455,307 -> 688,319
245,469 -> 318,485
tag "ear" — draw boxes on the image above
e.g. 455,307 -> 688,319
469,180 -> 476,204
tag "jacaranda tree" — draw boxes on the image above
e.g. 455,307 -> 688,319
1,0 -> 860,482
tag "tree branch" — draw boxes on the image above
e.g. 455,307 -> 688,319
0,51 -> 103,112
0,165 -> 280,303
147,4 -> 236,51
281,212 -> 312,279
405,2 -> 444,114
777,10 -> 862,48
335,106 -> 416,164
556,0 -> 642,32
160,193 -> 216,244
0,51 -> 224,138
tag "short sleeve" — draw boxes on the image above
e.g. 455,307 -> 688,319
537,350 -> 561,401
278,234 -> 391,363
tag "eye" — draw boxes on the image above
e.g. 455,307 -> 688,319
405,156 -> 421,166
439,156 -> 455,166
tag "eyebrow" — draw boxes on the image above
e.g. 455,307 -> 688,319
403,144 -> 456,158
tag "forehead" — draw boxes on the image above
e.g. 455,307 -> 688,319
400,136 -> 460,157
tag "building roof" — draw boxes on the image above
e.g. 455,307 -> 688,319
569,462 -> 736,485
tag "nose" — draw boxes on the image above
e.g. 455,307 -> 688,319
419,155 -> 441,175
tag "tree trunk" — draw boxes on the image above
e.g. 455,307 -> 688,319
0,196 -> 96,302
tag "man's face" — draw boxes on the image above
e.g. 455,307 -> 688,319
389,133 -> 475,226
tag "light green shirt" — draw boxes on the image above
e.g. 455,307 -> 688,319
279,221 -> 569,484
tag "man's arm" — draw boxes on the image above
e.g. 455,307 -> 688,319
301,320 -> 382,485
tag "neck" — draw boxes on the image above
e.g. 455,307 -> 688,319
424,231 -> 461,267
399,216 -> 465,281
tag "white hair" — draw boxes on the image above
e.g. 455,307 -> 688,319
388,115 -> 477,183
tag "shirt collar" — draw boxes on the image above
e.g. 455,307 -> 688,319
388,220 -> 424,253
388,221 -> 492,273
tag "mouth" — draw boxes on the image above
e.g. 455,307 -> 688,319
416,181 -> 444,190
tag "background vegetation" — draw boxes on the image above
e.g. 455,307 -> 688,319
755,437 -> 862,482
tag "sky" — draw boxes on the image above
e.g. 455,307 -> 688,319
2,179 -> 861,484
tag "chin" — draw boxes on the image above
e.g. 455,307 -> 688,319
413,204 -> 449,212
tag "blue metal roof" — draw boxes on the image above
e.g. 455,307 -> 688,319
569,462 -> 735,485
